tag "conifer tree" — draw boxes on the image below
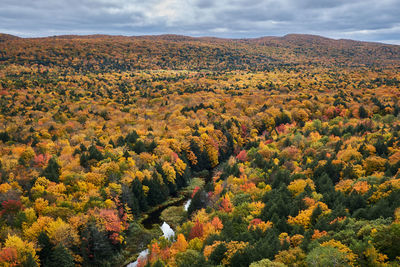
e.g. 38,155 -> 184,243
41,157 -> 60,182
48,244 -> 74,267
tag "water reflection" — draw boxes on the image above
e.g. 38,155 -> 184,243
127,222 -> 175,266
127,249 -> 148,267
184,199 -> 191,211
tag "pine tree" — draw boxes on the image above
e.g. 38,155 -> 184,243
188,189 -> 206,215
79,153 -> 89,168
80,222 -> 114,266
144,177 -> 169,206
42,157 -> 60,182
88,145 -> 104,161
133,140 -> 146,154
359,105 -> 368,118
37,232 -> 53,266
48,244 -> 74,267
23,252 -> 38,267
125,130 -> 139,144
209,243 -> 227,265
132,178 -> 148,212
121,184 -> 140,215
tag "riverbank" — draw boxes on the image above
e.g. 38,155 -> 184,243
140,195 -> 187,228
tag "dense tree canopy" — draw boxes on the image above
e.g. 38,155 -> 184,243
0,34 -> 399,266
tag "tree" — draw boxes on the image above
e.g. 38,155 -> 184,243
37,232 -> 53,266
274,247 -> 306,267
48,244 -> 74,267
306,246 -> 350,267
152,260 -> 165,267
359,106 -> 368,118
250,258 -> 286,267
125,130 -> 139,144
46,218 -> 79,248
261,185 -> 294,232
121,184 -> 140,215
132,178 -> 148,212
188,189 -> 207,215
0,199 -> 23,225
208,243 -> 227,265
23,252 -> 38,267
42,157 -> 60,182
0,247 -> 18,266
373,223 -> 400,261
189,220 -> 204,240
80,222 -> 114,266
144,177 -> 169,206
229,248 -> 252,267
162,162 -> 176,183
363,156 -> 387,175
220,194 -> 234,213
172,234 -> 188,252
175,249 -> 208,267
2,234 -> 38,266
133,140 -> 146,154
236,150 -> 248,162
88,145 -> 104,161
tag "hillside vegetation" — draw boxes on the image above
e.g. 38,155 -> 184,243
1,34 -> 400,71
0,34 -> 399,266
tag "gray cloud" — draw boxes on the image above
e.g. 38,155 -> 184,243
0,0 -> 399,44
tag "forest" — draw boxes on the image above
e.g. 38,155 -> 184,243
0,33 -> 400,266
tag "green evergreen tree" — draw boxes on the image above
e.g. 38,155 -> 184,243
22,252 -> 38,267
88,144 -> 104,161
209,243 -> 227,265
42,157 -> 60,182
133,140 -> 146,154
121,184 -> 140,215
37,231 -> 53,266
48,244 -> 74,267
80,222 -> 114,266
373,222 -> 400,260
132,178 -> 148,211
125,130 -> 139,144
144,177 -> 168,206
175,249 -> 209,267
188,189 -> 207,215
229,248 -> 252,267
359,106 -> 368,118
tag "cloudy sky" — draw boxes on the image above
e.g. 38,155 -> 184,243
1,0 -> 400,44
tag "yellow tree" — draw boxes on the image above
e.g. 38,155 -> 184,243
2,235 -> 38,266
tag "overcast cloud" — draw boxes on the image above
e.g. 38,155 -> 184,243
1,0 -> 400,44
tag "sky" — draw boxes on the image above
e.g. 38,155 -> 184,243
1,0 -> 400,44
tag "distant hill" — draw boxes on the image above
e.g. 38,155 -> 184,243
0,33 -> 399,71
0,33 -> 20,42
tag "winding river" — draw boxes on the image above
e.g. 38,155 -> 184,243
127,199 -> 192,267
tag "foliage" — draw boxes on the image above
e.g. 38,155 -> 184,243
0,34 -> 400,266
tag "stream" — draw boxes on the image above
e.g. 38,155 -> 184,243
127,199 -> 192,267
141,197 -> 188,229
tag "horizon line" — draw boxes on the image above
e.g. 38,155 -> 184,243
1,32 -> 399,46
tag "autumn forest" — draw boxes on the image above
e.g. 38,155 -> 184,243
0,33 -> 400,267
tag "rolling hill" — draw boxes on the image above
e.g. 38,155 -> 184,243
0,33 -> 399,71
